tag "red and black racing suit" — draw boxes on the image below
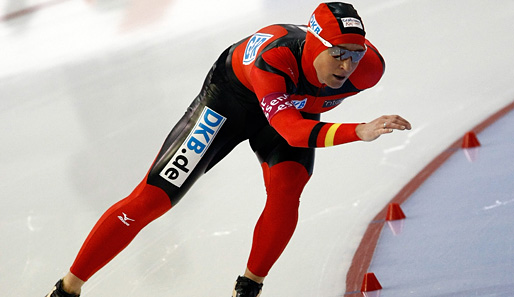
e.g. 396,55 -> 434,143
69,24 -> 385,280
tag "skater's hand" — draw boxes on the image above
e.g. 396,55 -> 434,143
355,115 -> 411,142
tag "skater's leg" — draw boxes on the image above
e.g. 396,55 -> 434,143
55,51 -> 251,295
54,177 -> 171,295
243,112 -> 317,283
58,177 -> 172,295
245,161 -> 311,280
49,48 -> 259,296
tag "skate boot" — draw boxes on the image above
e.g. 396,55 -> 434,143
45,279 -> 80,297
232,276 -> 263,297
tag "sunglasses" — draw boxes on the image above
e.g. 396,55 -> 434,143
307,27 -> 367,62
327,46 -> 366,62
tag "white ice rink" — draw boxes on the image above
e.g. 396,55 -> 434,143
1,1 -> 514,296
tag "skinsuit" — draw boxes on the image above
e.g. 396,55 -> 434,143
46,3 -> 403,297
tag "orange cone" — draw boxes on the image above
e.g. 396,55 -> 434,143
361,272 -> 382,292
462,131 -> 481,148
386,203 -> 406,221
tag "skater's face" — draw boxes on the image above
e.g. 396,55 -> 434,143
313,43 -> 365,89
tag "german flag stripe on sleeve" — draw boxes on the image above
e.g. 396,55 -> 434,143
308,123 -> 326,148
324,123 -> 342,147
308,123 -> 361,148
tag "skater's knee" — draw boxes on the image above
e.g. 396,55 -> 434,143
120,181 -> 172,224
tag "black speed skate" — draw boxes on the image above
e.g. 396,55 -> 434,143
45,279 -> 80,297
232,276 -> 263,297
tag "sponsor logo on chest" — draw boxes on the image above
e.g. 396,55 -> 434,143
160,107 -> 226,187
292,98 -> 307,109
322,98 -> 345,108
243,33 -> 274,65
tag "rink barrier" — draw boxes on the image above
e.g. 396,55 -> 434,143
344,99 -> 514,295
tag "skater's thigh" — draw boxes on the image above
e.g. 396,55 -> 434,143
146,93 -> 249,205
249,112 -> 320,176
